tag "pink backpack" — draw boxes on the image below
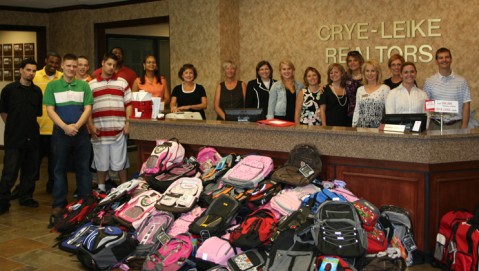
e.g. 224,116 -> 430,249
196,237 -> 236,267
221,155 -> 274,188
141,139 -> 185,175
142,233 -> 194,271
270,184 -> 321,216
155,177 -> 203,214
114,190 -> 162,227
167,206 -> 205,237
197,147 -> 222,173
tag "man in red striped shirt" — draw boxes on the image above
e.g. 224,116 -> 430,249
88,53 -> 132,192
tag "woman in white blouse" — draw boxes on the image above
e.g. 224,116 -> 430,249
352,60 -> 390,128
386,62 -> 429,114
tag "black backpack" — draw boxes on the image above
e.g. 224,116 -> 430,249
313,201 -> 367,257
189,194 -> 240,239
271,143 -> 322,186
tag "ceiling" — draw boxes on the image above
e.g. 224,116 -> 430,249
0,0 -> 131,10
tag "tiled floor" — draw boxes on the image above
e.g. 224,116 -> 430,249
0,149 -> 439,270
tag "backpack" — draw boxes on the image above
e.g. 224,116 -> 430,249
167,206 -> 206,237
201,154 -> 237,185
147,160 -> 198,193
434,209 -> 473,268
366,227 -> 388,254
247,179 -> 282,207
189,194 -> 240,239
142,233 -> 194,271
49,194 -> 99,234
448,217 -> 479,271
316,255 -> 357,271
98,178 -> 140,207
229,208 -> 278,249
265,228 -> 316,271
133,210 -> 175,258
155,177 -> 202,214
197,147 -> 222,173
270,184 -> 321,216
379,205 -> 416,266
353,199 -> 380,232
141,138 -> 185,175
221,155 -> 274,188
195,236 -> 236,268
58,222 -> 99,254
301,188 -> 347,214
271,143 -> 322,186
115,190 -> 162,228
227,249 -> 267,271
313,201 -> 367,257
77,226 -> 138,271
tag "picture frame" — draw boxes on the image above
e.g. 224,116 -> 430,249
14,43 -> 23,56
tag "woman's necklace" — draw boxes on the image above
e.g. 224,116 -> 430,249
331,85 -> 347,107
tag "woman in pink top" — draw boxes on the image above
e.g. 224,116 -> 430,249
132,55 -> 170,104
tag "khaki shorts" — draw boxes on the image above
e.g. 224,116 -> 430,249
92,135 -> 130,171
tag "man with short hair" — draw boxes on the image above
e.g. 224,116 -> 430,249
92,47 -> 137,88
33,52 -> 63,192
76,55 -> 92,82
0,58 -> 43,214
424,48 -> 472,130
43,53 -> 93,215
89,53 -> 132,192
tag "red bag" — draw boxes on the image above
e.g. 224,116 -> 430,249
367,227 -> 388,253
229,208 -> 278,250
434,209 -> 473,267
354,199 -> 380,232
449,219 -> 479,271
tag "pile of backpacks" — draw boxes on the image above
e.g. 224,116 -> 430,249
50,138 -> 422,271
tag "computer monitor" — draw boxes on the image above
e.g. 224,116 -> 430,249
224,108 -> 264,122
381,113 -> 427,132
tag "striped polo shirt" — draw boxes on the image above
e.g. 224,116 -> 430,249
89,74 -> 132,144
423,72 -> 472,121
43,77 -> 93,125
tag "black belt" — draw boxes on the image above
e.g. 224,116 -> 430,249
433,119 -> 462,125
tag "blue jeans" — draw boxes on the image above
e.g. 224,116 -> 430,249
51,126 -> 92,208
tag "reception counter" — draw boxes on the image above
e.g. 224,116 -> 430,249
129,118 -> 479,253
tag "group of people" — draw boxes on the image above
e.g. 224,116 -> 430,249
0,46 -> 472,217
0,48 -> 138,218
182,47 -> 471,131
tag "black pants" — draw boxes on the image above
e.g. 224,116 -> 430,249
0,146 -> 39,206
36,135 -> 54,182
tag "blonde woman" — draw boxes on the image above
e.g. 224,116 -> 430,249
267,60 -> 304,122
319,63 -> 349,127
214,60 -> 246,120
295,67 -> 322,125
352,60 -> 390,128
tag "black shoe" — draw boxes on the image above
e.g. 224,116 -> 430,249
105,179 -> 118,193
46,180 -> 54,193
0,204 -> 10,215
10,185 -> 20,200
19,198 -> 39,208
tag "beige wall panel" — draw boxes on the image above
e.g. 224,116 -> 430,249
238,0 -> 478,110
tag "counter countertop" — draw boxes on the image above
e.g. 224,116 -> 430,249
129,119 -> 479,164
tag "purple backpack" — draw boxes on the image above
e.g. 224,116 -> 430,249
133,210 -> 175,257
142,233 -> 194,271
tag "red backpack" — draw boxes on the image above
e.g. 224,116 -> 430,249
448,217 -> 479,271
229,208 -> 278,250
434,209 -> 473,268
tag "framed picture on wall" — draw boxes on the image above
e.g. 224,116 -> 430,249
3,44 -> 12,55
14,69 -> 20,80
0,69 -> 3,81
0,57 -> 2,66
0,44 -> 3,57
14,57 -> 22,68
3,57 -> 12,68
14,43 -> 23,56
4,69 -> 13,81
24,55 -> 35,61
24,43 -> 34,55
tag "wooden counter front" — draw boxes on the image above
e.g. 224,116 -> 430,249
129,119 -> 479,254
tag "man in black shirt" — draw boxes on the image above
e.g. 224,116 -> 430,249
0,58 -> 43,214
